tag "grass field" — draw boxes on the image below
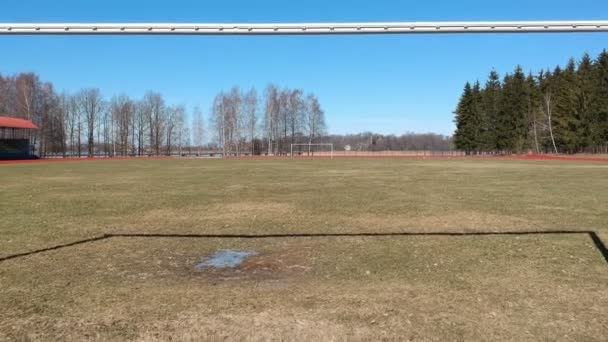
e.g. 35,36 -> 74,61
1,158 -> 607,341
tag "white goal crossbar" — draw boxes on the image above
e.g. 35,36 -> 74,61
0,21 -> 607,35
291,144 -> 334,159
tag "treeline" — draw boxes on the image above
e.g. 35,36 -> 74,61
0,71 -> 329,157
0,72 -> 195,157
1,71 -> 454,157
210,85 -> 327,156
324,132 -> 452,151
454,50 -> 608,154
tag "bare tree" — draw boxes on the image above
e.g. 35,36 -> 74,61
35,82 -> 63,157
279,89 -> 290,154
209,88 -> 243,156
228,87 -> 242,156
77,88 -> 104,157
176,108 -> 189,155
243,88 -> 258,155
264,84 -> 280,155
57,93 -> 72,157
134,101 -> 148,156
14,74 -> 45,154
63,93 -> 76,156
288,89 -> 304,147
165,106 -> 176,155
111,95 -> 135,156
14,73 -> 38,120
191,106 -> 205,155
211,92 -> 226,155
305,93 -> 327,155
165,105 -> 185,155
542,92 -> 559,154
76,96 -> 83,157
143,92 -> 166,155
101,106 -> 111,156
0,75 -> 12,115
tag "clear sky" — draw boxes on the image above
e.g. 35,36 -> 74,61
0,0 -> 607,135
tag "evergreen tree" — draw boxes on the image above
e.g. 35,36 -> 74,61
525,72 -> 542,153
454,82 -> 475,153
481,70 -> 501,151
496,67 -> 528,153
458,51 -> 608,154
454,82 -> 485,154
470,81 -> 485,153
576,53 -> 596,151
454,82 -> 477,154
595,50 -> 608,152
552,61 -> 580,153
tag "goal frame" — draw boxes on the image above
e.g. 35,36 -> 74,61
290,143 -> 334,159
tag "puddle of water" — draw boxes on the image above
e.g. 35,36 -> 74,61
195,250 -> 258,271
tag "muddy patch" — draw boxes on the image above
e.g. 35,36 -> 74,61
195,250 -> 258,271
192,247 -> 313,281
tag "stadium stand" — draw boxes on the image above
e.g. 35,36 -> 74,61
0,116 -> 38,160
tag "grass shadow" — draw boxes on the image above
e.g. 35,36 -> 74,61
1,230 -> 606,265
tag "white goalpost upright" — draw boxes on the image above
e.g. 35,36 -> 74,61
291,143 -> 334,159
267,141 -> 280,156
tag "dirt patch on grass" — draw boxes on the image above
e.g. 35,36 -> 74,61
240,249 -> 313,273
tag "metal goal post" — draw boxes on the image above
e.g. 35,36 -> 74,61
1,21 -> 608,35
290,143 -> 334,159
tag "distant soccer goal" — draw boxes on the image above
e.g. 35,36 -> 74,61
290,143 -> 334,159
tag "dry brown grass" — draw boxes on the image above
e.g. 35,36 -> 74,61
1,158 -> 607,340
1,235 -> 606,341
2,158 -> 608,255
343,210 -> 539,232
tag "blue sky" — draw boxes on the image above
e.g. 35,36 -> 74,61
0,0 -> 607,135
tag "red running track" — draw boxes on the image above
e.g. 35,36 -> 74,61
507,154 -> 608,163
